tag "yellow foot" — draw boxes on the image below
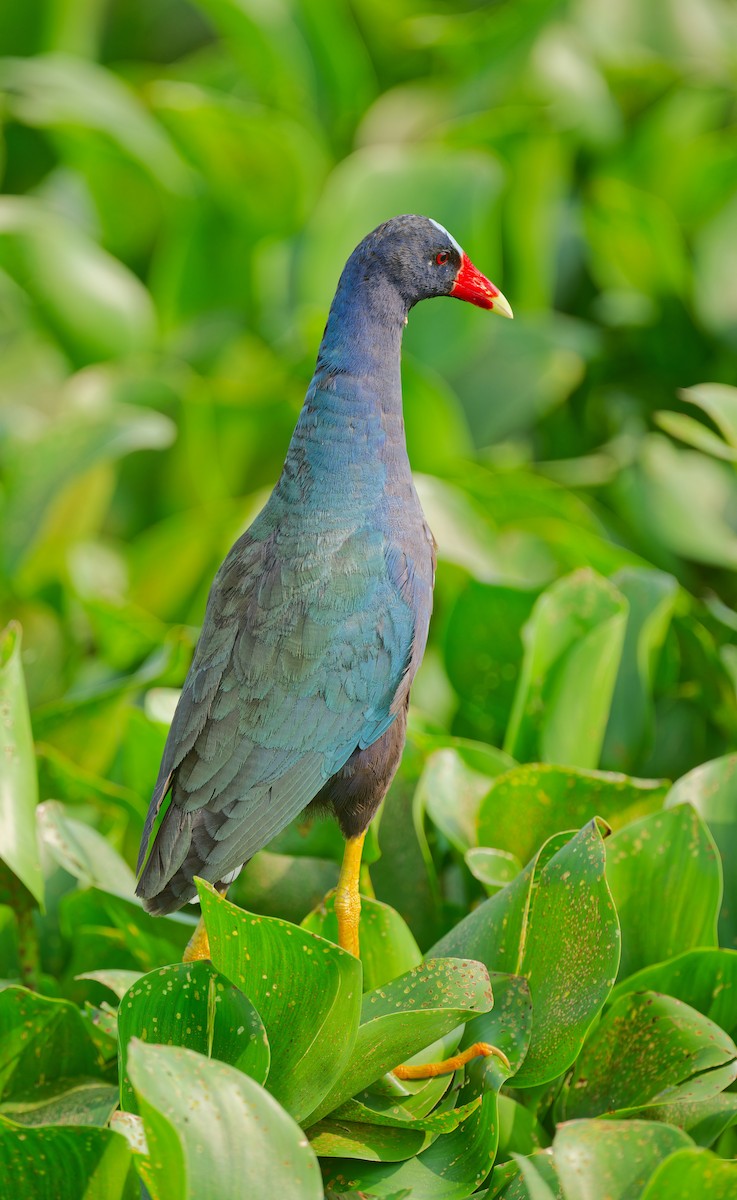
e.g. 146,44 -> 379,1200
393,1041 -> 511,1080
335,831 -> 366,958
182,916 -> 210,962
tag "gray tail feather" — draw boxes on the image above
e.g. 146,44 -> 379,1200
135,803 -> 193,911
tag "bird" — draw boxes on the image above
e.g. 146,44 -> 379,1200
136,215 -> 512,1001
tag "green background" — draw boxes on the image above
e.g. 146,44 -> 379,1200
2,1 -> 737,1197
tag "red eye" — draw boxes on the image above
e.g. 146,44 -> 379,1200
436,251 -> 449,265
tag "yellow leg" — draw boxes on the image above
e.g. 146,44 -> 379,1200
335,831 -> 366,958
183,916 -> 211,962
394,1041 -> 511,1080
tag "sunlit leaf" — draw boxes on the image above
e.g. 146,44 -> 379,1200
0,624 -> 43,906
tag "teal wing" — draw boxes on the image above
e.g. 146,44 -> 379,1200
136,521 -> 418,913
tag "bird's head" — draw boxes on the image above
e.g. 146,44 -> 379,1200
361,214 -> 513,318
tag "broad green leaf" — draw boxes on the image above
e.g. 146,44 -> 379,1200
302,893 -> 421,991
563,992 -> 737,1120
488,1151 -> 560,1200
497,1096 -> 550,1160
605,805 -> 721,979
417,744 -> 515,854
666,755 -> 737,948
476,763 -> 667,866
197,880 -> 361,1123
0,54 -> 187,189
444,583 -> 538,749
504,570 -> 628,768
305,957 -> 494,1125
553,1120 -> 692,1200
601,568 -> 678,772
0,198 -> 157,364
234,850 -> 339,925
681,383 -> 737,449
0,1079 -> 118,1127
37,802 -> 136,897
330,1096 -> 482,1135
510,1152 -> 560,1200
117,961 -> 269,1110
308,1119 -> 427,1162
323,1076 -> 501,1200
431,822 -> 620,1086
640,1147 -> 737,1198
76,970 -> 143,1001
0,987 -> 106,1103
128,1040 -> 322,1200
655,411 -> 737,462
0,624 -> 44,906
610,948 -> 737,1038
60,889 -> 193,977
466,847 -> 522,892
0,1119 -> 136,1199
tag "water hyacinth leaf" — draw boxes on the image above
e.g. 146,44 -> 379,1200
497,1096 -> 550,1161
646,1092 -> 737,1148
466,847 -> 522,892
323,1078 -> 500,1200
417,744 -> 515,854
330,1096 -> 482,1135
0,624 -> 44,906
0,987 -> 107,1103
0,1119 -> 136,1199
601,567 -> 678,772
444,582 -> 538,751
639,1146 -> 737,1198
605,805 -> 721,980
476,763 -> 667,866
0,198 -> 157,364
610,948 -> 737,1039
431,821 -> 620,1087
654,410 -> 737,462
666,754 -> 737,948
0,1079 -> 119,1127
302,892 -> 421,991
307,1119 -> 427,1162
562,992 -> 737,1120
504,569 -> 628,769
117,960 -> 269,1111
462,972 -> 532,1091
235,850 -> 339,925
305,957 -> 494,1125
76,970 -> 144,1001
197,880 -> 361,1124
60,888 -> 193,977
681,383 -> 737,448
128,1040 -> 323,1200
509,1152 -> 560,1200
37,802 -> 136,897
553,1120 -> 692,1200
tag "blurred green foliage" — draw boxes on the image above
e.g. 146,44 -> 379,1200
2,0 -> 737,1197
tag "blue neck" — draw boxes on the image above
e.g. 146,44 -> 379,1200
273,256 -> 413,518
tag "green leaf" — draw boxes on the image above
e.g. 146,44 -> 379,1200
0,1079 -> 118,1127
0,624 -> 44,906
308,1118 -> 427,1162
197,880 -> 361,1124
323,1077 -> 501,1199
60,889 -> 193,978
476,762 -> 667,866
0,1119 -> 136,1199
562,992 -> 737,1120
466,847 -> 522,892
504,570 -> 628,768
640,1147 -> 737,1198
0,987 -> 107,1104
605,805 -> 721,980
610,948 -> 737,1039
553,1120 -> 692,1200
302,893 -> 421,991
128,1040 -> 323,1200
601,568 -> 678,772
680,383 -> 737,449
0,198 -> 157,364
37,802 -> 136,897
305,957 -> 494,1125
655,411 -> 737,462
76,970 -> 143,1001
666,754 -> 737,949
431,821 -> 620,1087
117,960 -> 269,1111
417,743 -> 516,855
